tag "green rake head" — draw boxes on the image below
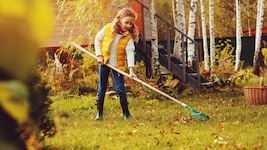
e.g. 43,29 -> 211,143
186,106 -> 210,121
191,110 -> 210,121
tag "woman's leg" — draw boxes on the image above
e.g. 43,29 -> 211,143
95,65 -> 110,120
112,70 -> 131,119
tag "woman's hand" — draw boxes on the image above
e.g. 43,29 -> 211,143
97,55 -> 104,64
129,67 -> 137,80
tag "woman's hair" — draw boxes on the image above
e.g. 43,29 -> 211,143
112,8 -> 139,42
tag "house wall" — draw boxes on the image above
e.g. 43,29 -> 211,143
132,0 -> 152,40
42,0 -> 70,48
42,0 -> 132,48
132,0 -> 143,34
42,0 -> 154,48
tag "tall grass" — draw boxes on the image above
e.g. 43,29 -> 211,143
45,90 -> 267,150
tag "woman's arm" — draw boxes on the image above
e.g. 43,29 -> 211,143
126,39 -> 136,79
94,26 -> 105,57
94,26 -> 106,64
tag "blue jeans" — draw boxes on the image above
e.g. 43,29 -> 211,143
97,65 -> 127,103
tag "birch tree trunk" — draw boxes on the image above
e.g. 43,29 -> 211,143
178,0 -> 186,60
187,0 -> 198,67
150,0 -> 159,72
209,0 -> 215,70
200,0 -> 209,71
172,0 -> 186,59
172,0 -> 179,57
253,0 -> 265,75
235,0 -> 242,71
247,0 -> 252,36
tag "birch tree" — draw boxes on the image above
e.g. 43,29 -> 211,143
235,0 -> 242,71
200,0 -> 209,71
187,0 -> 198,67
209,0 -> 215,70
172,0 -> 180,58
172,0 -> 186,59
253,0 -> 265,75
246,0 -> 252,36
178,0 -> 186,41
151,0 -> 159,72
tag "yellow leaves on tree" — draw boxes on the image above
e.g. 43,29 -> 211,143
0,0 -> 55,129
0,0 -> 55,80
0,81 -> 29,124
0,0 -> 54,45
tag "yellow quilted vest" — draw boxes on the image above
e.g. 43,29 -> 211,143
101,23 -> 132,71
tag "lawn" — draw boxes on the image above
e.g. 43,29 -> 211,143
44,90 -> 267,150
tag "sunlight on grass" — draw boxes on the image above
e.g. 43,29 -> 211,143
45,91 -> 267,149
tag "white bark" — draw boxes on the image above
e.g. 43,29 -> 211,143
209,0 -> 215,70
172,0 -> 178,28
151,0 -> 159,70
172,0 -> 179,57
200,0 -> 209,71
187,0 -> 198,67
172,0 -> 186,59
235,0 -> 242,71
178,0 -> 186,60
253,0 -> 265,72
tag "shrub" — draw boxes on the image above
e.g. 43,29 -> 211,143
228,69 -> 259,87
125,61 -> 183,99
41,46 -> 99,95
209,39 -> 236,86
25,67 -> 56,138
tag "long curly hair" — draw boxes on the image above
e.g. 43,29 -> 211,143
112,8 -> 139,42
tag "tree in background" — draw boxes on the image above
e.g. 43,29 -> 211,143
172,0 -> 186,59
209,0 -> 215,70
253,0 -> 265,76
235,0 -> 242,72
57,0 -> 128,45
244,0 -> 253,36
187,0 -> 198,67
205,1 -> 258,38
172,0 -> 179,57
150,0 -> 159,75
200,0 -> 209,71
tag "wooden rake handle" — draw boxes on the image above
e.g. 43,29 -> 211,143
72,42 -> 187,107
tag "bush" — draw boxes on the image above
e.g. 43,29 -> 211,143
41,46 -> 99,95
125,61 -> 184,99
25,67 -> 56,138
0,67 -> 55,149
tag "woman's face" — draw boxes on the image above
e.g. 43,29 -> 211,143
119,16 -> 135,32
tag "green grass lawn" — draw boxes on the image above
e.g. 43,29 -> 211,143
45,90 -> 267,150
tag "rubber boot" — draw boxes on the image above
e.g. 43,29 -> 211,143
95,100 -> 104,120
120,101 -> 131,120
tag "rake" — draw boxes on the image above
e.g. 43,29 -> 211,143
72,42 -> 210,121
